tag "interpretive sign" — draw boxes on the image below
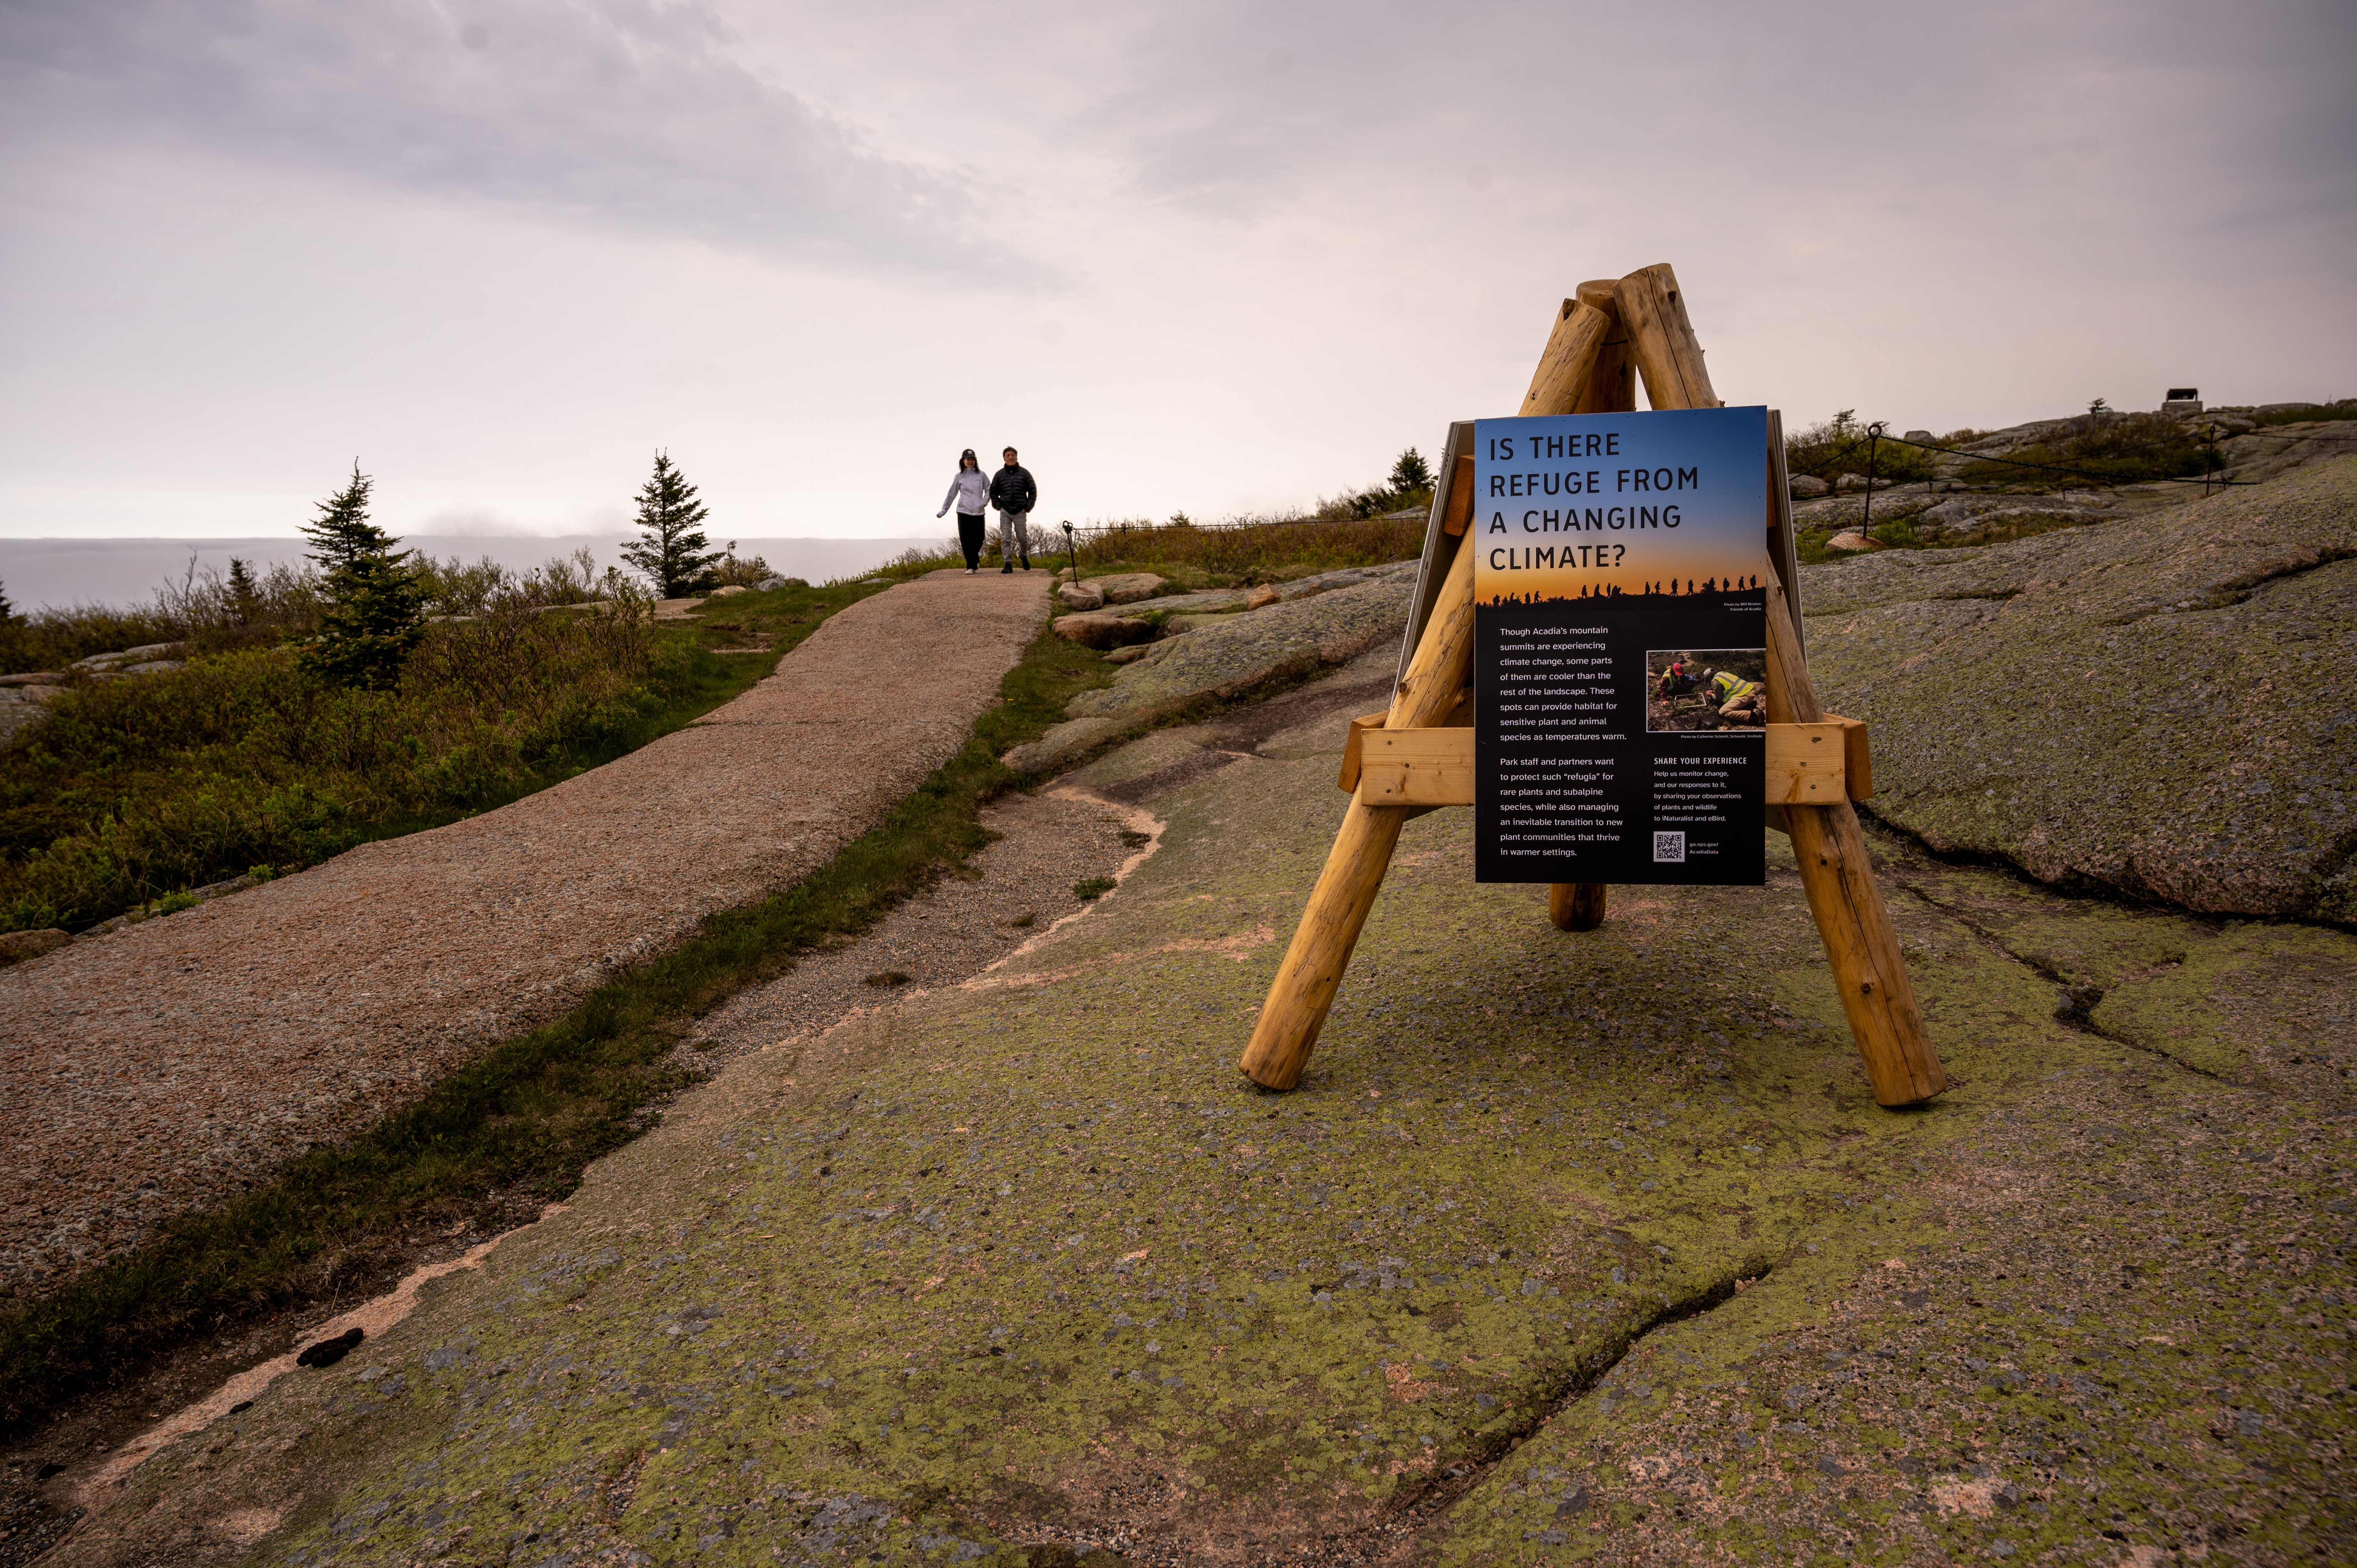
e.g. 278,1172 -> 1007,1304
1473,406 -> 1770,885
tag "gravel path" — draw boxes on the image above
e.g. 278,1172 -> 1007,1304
0,572 -> 1048,1304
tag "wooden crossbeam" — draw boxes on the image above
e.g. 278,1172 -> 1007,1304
1341,722 -> 1871,808
1353,727 -> 1477,807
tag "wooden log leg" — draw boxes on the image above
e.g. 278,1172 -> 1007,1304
1520,298 -> 1614,418
1762,578 -> 1946,1105
1571,279 -> 1636,417
1239,800 -> 1409,1090
1242,530 -> 1478,1091
1617,262 -> 1945,1108
1784,799 -> 1945,1105
1548,882 -> 1607,931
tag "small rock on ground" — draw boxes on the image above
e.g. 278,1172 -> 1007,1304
1090,573 -> 1166,604
1051,613 -> 1157,650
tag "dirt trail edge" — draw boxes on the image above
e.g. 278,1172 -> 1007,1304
0,572 -> 1049,1305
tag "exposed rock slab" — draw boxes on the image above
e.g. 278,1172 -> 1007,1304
1793,487 -> 2137,546
59,657 -> 2356,1567
1090,572 -> 1167,604
1802,456 -> 2357,923
1070,562 -> 1416,623
2214,418 -> 2357,486
1008,565 -> 1415,773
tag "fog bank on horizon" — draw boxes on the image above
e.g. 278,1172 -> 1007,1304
0,536 -> 946,614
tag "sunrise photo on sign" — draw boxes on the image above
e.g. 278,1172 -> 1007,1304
1473,406 -> 1769,604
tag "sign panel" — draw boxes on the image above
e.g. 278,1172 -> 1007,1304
1473,406 -> 1770,885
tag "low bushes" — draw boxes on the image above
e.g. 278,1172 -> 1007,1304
2249,398 -> 2355,428
1957,411 -> 2216,487
0,572 -> 892,935
1056,513 -> 1427,586
1784,411 -> 1936,486
1,605 -> 677,932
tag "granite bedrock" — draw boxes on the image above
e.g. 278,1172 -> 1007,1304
58,645 -> 2355,1567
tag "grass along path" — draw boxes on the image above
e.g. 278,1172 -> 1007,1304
0,575 -> 913,937
0,612 -> 1110,1436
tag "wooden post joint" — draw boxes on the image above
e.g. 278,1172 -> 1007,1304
1337,712 -> 1390,794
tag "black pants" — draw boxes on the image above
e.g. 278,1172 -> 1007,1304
956,512 -> 986,569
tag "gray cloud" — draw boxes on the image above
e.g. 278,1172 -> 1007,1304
0,0 -> 1034,278
1067,0 -> 2355,252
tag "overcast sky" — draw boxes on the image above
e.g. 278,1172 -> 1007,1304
2,0 -> 2350,542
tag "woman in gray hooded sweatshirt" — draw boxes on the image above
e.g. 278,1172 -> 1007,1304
938,450 -> 989,574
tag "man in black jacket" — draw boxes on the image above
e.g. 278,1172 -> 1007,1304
989,447 -> 1037,573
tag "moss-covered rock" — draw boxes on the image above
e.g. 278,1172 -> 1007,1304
1803,456 -> 2357,925
62,648 -> 2357,1567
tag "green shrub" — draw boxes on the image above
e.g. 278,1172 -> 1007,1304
0,606 -> 189,676
2247,399 -> 2355,429
1959,411 -> 2214,488
1,568 -> 895,934
1785,411 -> 1935,485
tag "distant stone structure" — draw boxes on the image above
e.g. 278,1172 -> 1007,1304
2161,386 -> 2203,415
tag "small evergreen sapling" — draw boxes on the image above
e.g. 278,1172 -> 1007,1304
226,558 -> 260,627
620,452 -> 721,597
298,462 -> 426,689
1388,447 -> 1434,496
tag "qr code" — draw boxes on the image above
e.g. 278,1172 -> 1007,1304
1652,831 -> 1686,863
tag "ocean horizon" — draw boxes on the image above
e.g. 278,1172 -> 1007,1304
0,534 -> 954,613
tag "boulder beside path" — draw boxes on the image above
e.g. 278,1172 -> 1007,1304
1012,563 -> 1417,774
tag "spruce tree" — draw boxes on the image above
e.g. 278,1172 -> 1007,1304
226,558 -> 260,627
620,451 -> 721,597
297,462 -> 426,689
1388,447 -> 1434,495
302,462 -> 402,573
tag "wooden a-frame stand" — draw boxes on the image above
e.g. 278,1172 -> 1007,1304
1237,263 -> 1949,1108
